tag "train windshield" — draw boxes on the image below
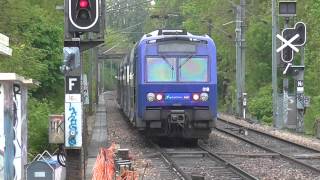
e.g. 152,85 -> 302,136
146,57 -> 176,82
179,57 -> 208,82
146,56 -> 209,82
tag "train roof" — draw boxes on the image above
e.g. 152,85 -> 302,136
139,30 -> 214,44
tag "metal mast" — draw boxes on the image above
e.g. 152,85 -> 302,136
272,0 -> 279,127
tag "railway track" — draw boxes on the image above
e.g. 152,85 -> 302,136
216,117 -> 320,174
149,140 -> 258,180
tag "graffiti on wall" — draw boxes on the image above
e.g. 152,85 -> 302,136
0,81 -> 28,180
65,102 -> 82,148
0,83 -> 4,178
82,74 -> 89,105
13,84 -> 22,180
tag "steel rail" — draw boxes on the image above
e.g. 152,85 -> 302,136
198,143 -> 259,180
218,117 -> 320,153
148,140 -> 192,180
216,118 -> 320,174
148,139 -> 258,180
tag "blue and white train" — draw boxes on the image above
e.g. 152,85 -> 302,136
117,29 -> 217,140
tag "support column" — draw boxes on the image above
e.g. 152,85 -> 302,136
296,48 -> 305,133
235,0 -> 246,118
0,73 -> 35,180
283,18 -> 290,129
240,0 -> 246,119
272,0 -> 279,127
235,6 -> 242,117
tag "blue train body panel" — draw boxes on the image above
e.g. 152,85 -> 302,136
117,30 -> 217,139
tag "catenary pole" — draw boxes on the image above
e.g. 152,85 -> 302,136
272,0 -> 279,127
240,0 -> 246,119
235,5 -> 241,117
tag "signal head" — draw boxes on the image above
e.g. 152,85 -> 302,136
67,0 -> 100,32
79,0 -> 89,8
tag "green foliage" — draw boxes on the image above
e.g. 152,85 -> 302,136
0,0 -> 64,102
304,96 -> 320,135
248,85 -> 273,124
246,20 -> 272,95
0,0 -> 64,156
28,97 -> 62,158
106,0 -> 148,41
103,62 -> 118,91
144,0 -> 320,134
106,28 -> 132,50
2,0 -> 320,160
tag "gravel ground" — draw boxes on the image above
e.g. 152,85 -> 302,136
217,119 -> 320,169
103,93 -> 320,179
105,92 -> 180,180
219,113 -> 320,151
206,130 -> 320,180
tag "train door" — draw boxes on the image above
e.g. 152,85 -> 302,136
125,64 -> 130,116
133,47 -> 139,127
123,62 -> 127,113
129,48 -> 135,122
116,65 -> 120,104
120,62 -> 125,109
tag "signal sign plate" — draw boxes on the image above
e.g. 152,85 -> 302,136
66,76 -> 80,94
277,22 -> 307,63
297,80 -> 303,87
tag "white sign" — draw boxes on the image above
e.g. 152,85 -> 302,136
0,33 -> 9,47
276,34 -> 300,53
34,172 -> 46,177
65,76 -> 80,94
297,80 -> 304,87
65,94 -> 81,103
65,102 -> 82,148
0,43 -> 12,56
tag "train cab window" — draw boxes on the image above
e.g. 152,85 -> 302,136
179,57 -> 208,82
146,57 -> 176,82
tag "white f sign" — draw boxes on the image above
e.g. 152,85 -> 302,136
66,76 -> 80,94
69,78 -> 77,91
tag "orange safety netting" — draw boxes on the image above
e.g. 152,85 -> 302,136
116,170 -> 139,180
92,143 -> 116,180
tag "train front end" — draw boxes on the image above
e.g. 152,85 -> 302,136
136,30 -> 217,139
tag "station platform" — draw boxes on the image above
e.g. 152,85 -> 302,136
85,92 -> 108,179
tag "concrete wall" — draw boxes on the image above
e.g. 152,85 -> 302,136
0,74 -> 32,180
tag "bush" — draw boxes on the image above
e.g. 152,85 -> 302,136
248,85 -> 273,124
28,97 -> 61,159
304,96 -> 320,135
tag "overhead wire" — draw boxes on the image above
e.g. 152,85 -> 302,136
106,0 -> 153,13
107,21 -> 146,36
105,0 -> 132,11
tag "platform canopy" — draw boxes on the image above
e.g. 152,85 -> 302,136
0,73 -> 39,86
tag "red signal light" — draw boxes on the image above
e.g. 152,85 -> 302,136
79,0 -> 89,8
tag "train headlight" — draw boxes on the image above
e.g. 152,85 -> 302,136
147,93 -> 155,102
192,93 -> 200,101
200,92 -> 209,101
156,94 -> 163,101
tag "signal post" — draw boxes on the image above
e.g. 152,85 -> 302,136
62,0 -> 105,179
276,1 -> 308,132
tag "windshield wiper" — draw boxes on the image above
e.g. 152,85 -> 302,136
178,54 -> 194,69
161,55 -> 175,78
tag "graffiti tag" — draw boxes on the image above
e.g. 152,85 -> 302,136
68,103 -> 78,146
